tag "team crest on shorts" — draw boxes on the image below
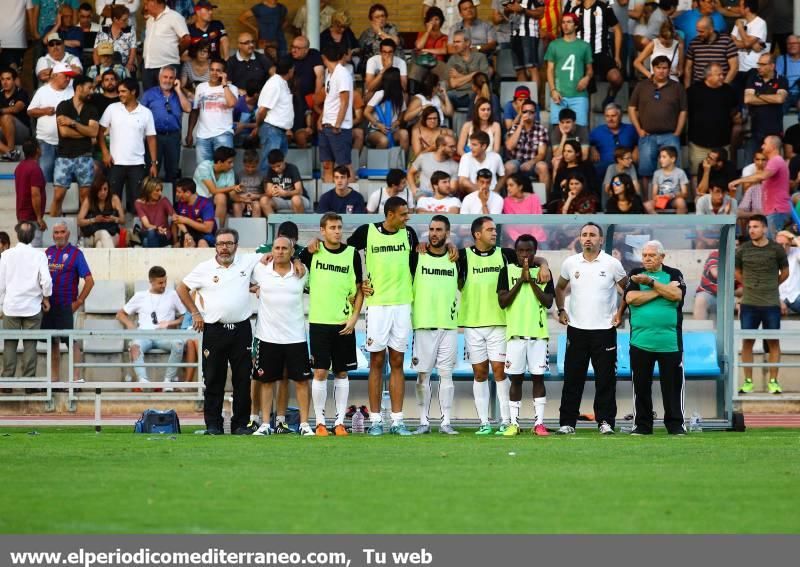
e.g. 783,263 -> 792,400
203,349 -> 210,358
212,276 -> 219,283
574,271 -> 580,279
257,368 -> 264,376
412,357 -> 419,366
366,338 -> 373,346
505,360 -> 511,369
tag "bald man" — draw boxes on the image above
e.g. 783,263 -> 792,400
226,32 -> 274,90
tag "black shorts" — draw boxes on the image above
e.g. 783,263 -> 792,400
309,323 -> 358,374
41,304 -> 74,343
252,340 -> 311,383
592,52 -> 619,81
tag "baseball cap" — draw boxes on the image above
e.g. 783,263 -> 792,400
195,1 -> 218,10
45,32 -> 62,43
514,86 -> 531,99
96,43 -> 114,56
52,62 -> 77,76
562,12 -> 579,23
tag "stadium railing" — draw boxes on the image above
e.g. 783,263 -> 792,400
734,329 -> 800,403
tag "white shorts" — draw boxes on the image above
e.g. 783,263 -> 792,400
365,304 -> 412,353
464,326 -> 506,364
505,338 -> 549,375
412,329 -> 458,373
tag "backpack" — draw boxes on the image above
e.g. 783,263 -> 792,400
134,409 -> 181,434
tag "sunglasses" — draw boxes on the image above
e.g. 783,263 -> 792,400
164,99 -> 172,113
653,89 -> 661,101
612,180 -> 623,186
151,312 -> 158,325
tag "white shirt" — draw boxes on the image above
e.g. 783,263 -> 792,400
0,243 -> 52,318
182,253 -> 261,324
460,190 -> 504,214
416,195 -> 462,212
731,16 -> 768,73
457,151 -> 505,191
35,53 -> 83,79
251,262 -> 308,344
366,186 -> 416,214
257,74 -> 294,130
0,0 -> 32,49
143,6 -> 190,69
28,83 -> 74,146
780,248 -> 800,303
99,102 -> 157,165
322,64 -> 353,129
365,54 -> 408,77
560,250 -> 627,330
97,0 -> 140,34
123,289 -> 185,330
192,82 -> 239,139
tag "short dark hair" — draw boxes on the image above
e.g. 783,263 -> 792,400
558,108 -> 577,122
425,6 -> 445,23
101,68 -> 119,81
652,55 -> 672,68
175,177 -> 197,194
614,146 -> 633,161
78,2 -> 93,11
580,222 -> 603,237
320,212 -> 342,228
243,149 -> 259,164
15,221 -> 36,245
384,196 -> 407,216
743,0 -> 759,13
711,147 -> 728,162
244,79 -> 262,97
521,98 -> 536,110
469,130 -> 490,147
386,168 -> 405,187
216,227 -> 239,244
514,233 -> 538,253
470,216 -> 493,240
659,0 -> 678,11
0,67 -> 18,79
268,149 -> 285,165
276,56 -> 294,76
71,74 -> 93,89
22,138 -> 39,159
458,0 -> 475,11
368,3 -> 388,19
212,146 -> 236,163
431,214 -> 450,231
0,231 -> 10,248
333,165 -> 350,177
430,170 -> 451,187
209,58 -> 227,71
476,168 -> 492,180
659,145 -> 678,160
277,221 -> 299,241
321,44 -> 342,62
119,77 -> 139,97
148,266 -> 167,280
749,214 -> 768,227
379,38 -> 396,51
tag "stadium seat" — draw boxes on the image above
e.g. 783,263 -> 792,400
452,110 -> 469,139
287,148 -> 315,179
365,148 -> 405,178
531,182 -> 547,204
81,319 -> 125,355
227,217 -> 266,248
161,182 -> 174,204
84,280 -> 126,315
41,217 -> 78,247
63,183 -> 80,214
497,50 -> 516,80
500,81 -> 539,105
180,149 -> 197,178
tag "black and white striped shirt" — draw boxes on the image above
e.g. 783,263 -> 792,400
512,0 -> 545,38
565,0 -> 618,56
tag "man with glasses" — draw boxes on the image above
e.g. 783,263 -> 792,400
35,32 -> 83,85
364,38 -> 408,97
589,102 -> 638,179
141,66 -> 192,183
776,35 -> 800,113
227,32 -> 274,91
290,35 -> 324,111
189,1 -> 228,60
505,98 -> 549,186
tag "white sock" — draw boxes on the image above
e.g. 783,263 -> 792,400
438,370 -> 455,426
370,412 -> 381,424
473,380 -> 490,425
311,380 -> 327,426
534,397 -> 547,426
497,378 -> 511,424
416,373 -> 431,426
334,378 -> 349,426
249,414 -> 259,423
509,401 -> 521,425
390,411 -> 404,426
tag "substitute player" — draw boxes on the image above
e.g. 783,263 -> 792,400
412,215 -> 460,435
497,234 -> 554,437
299,213 -> 364,436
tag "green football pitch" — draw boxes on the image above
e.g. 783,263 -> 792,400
1,427 -> 798,534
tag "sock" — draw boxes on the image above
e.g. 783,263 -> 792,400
534,397 -> 547,426
276,415 -> 286,425
438,370 -> 454,426
496,378 -> 511,424
249,414 -> 259,424
390,411 -> 404,426
334,378 -> 349,426
370,412 -> 381,424
473,380 -> 490,425
311,380 -> 327,426
509,401 -> 521,425
416,373 -> 431,426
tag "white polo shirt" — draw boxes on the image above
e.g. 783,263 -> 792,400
143,6 -> 190,69
182,253 -> 261,324
457,151 -> 505,191
99,102 -> 157,165
560,250 -> 627,330
322,63 -> 353,129
0,243 -> 52,318
28,83 -> 74,146
258,74 -> 294,131
251,262 -> 308,344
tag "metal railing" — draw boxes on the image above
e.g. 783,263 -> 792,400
734,329 -> 800,402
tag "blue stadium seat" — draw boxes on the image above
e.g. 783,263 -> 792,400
287,148 -> 315,179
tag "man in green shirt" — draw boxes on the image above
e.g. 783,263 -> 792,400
624,240 -> 687,435
735,215 -> 789,395
544,12 -> 593,127
497,234 -> 554,437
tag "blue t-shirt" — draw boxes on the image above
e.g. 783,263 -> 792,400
777,55 -> 800,94
140,87 -> 183,134
251,2 -> 288,52
60,26 -> 84,58
673,9 -> 727,48
233,95 -> 256,137
589,123 -> 639,174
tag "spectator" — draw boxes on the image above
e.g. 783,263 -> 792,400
445,30 -> 488,109
0,68 -> 30,161
503,0 -> 545,83
193,145 -> 238,222
0,0 -> 35,74
412,7 -> 449,84
776,35 -> 800,112
141,0 -> 191,91
51,74 -> 98,216
32,1 -> 81,49
264,148 -> 312,214
87,68 -> 119,118
404,72 -> 454,129
776,231 -> 800,316
551,108 -> 590,164
365,39 -> 408,97
229,149 -> 263,218
0,232 -> 9,254
117,265 -> 186,389
673,0 -> 727,47
320,11 -> 359,66
651,146 -> 689,214
189,1 -> 229,61
589,102 -> 639,178
745,53 -> 788,155
180,40 -> 211,92
416,170 -> 461,213
605,172 -> 647,214
97,1 -> 140,35
14,140 -> 47,247
319,44 -> 354,181
86,42 -> 129,84
502,173 -> 545,244
457,130 -> 504,193
684,16 -> 737,87
553,172 -> 599,214
367,168 -> 416,214
77,4 -> 101,66
294,0 -> 336,37
232,80 -> 260,147
736,214 -> 789,395
0,221 -> 51,388
140,65 -> 191,184
253,56 -> 293,164
289,36 -> 324,114
238,0 -> 289,58
602,147 -> 643,208
544,13 -> 592,127
696,148 -> 738,197
502,85 -> 533,131
696,182 -> 738,217
42,220 -> 94,382
736,151 -> 766,234
135,176 -> 174,247
693,250 -> 721,320
552,139 -> 598,202
36,32 -> 83,84
450,0 -> 496,55
358,4 -> 401,65
46,5 -> 83,60
227,32 -> 273,91
187,58 -> 238,164
316,165 -> 368,214
633,18 -> 683,82
77,175 -> 125,247
457,96 -> 501,156
460,168 -> 503,213
729,136 -> 791,237
92,5 -> 136,75
504,98 -> 549,186
364,67 -> 409,151
628,55 -> 687,194
426,0 -> 474,37
27,63 -> 75,184
408,132 -> 459,197
730,0 -> 767,95
99,78 -> 158,212
172,177 -> 216,247
410,106 -> 451,159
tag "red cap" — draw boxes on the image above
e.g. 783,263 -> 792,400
514,86 -> 531,99
562,12 -> 580,24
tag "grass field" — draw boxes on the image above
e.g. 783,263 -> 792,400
1,427 -> 798,534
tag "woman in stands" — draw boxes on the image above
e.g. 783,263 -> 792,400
320,11 -> 359,67
410,106 -> 452,159
92,4 -> 137,77
468,73 -> 502,125
364,67 -> 409,151
553,172 -> 599,215
135,177 -> 174,248
457,96 -> 501,156
551,140 -> 599,202
77,176 -> 125,248
358,4 -> 401,71
411,7 -> 449,86
605,173 -> 648,214
180,41 -> 211,93
634,19 -> 684,83
404,73 -> 454,128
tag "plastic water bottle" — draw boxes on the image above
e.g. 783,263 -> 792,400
222,408 -> 231,434
689,411 -> 703,433
380,390 -> 391,426
351,410 -> 364,434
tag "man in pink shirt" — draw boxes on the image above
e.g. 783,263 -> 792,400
730,136 -> 790,236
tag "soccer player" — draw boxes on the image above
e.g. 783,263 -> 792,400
497,234 -> 554,436
412,215 -> 460,435
299,213 -> 364,436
